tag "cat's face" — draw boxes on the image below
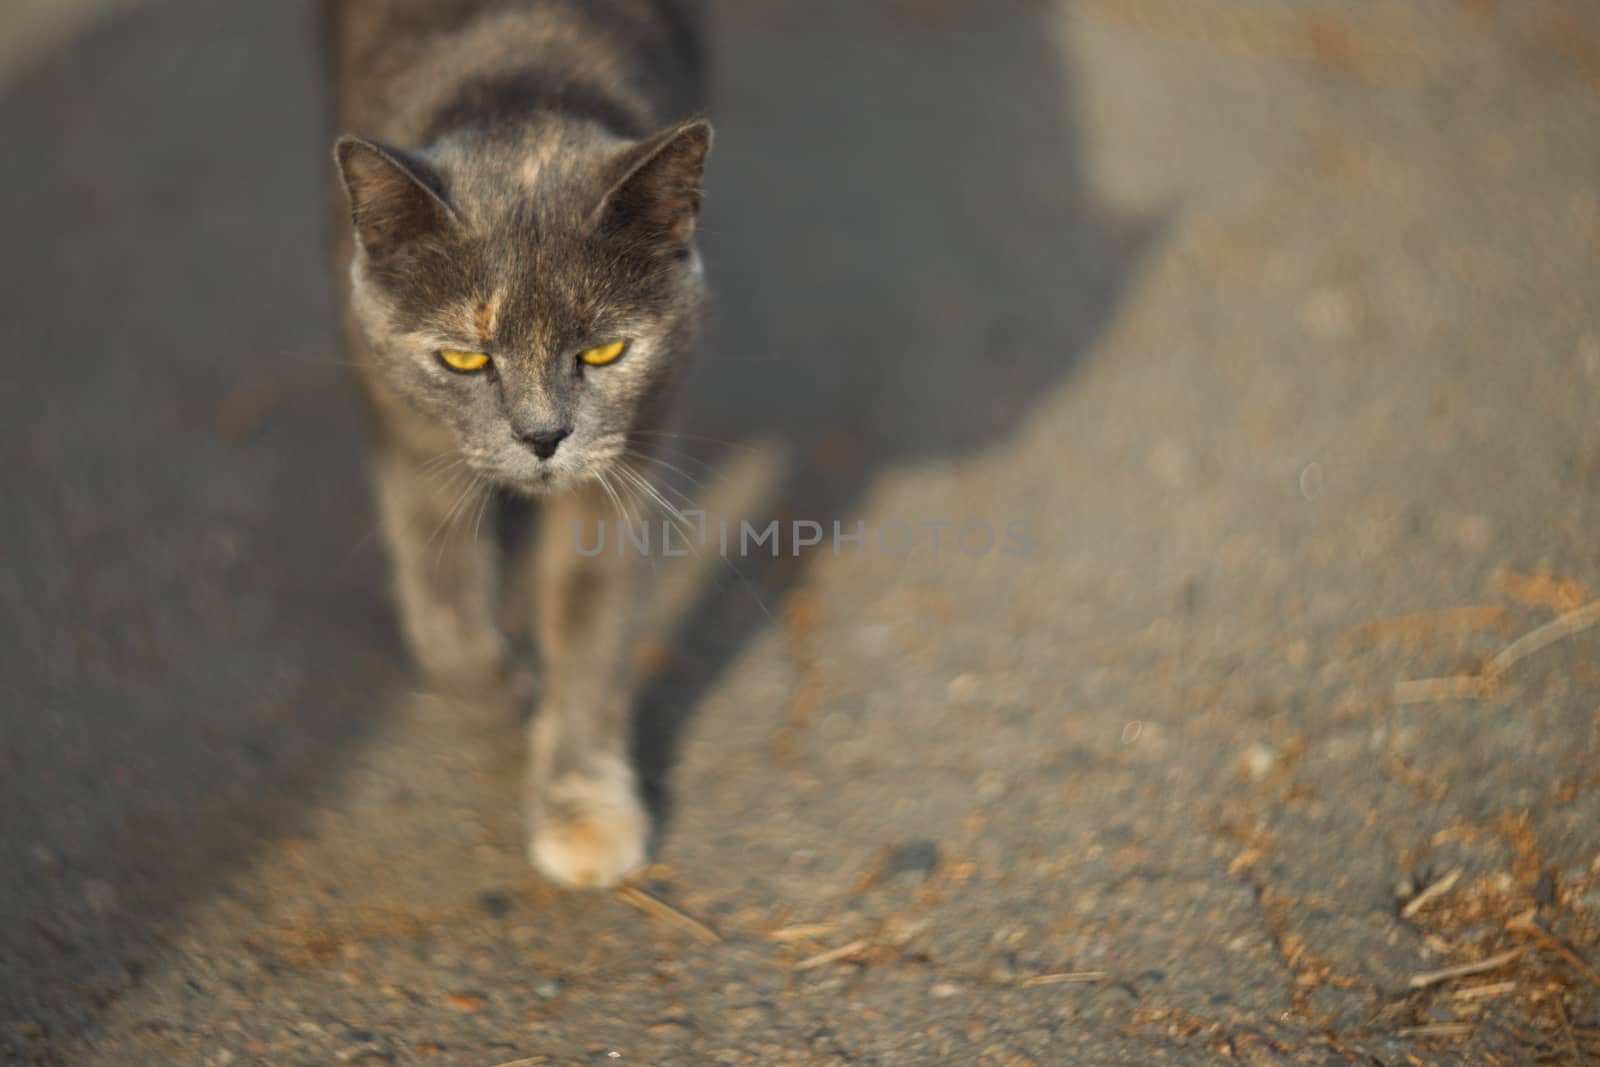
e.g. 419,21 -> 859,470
337,118 -> 710,494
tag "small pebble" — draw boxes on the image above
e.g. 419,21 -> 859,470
946,673 -> 981,703
476,890 -> 512,918
1298,461 -> 1325,501
1534,870 -> 1557,909
1091,983 -> 1139,1010
445,992 -> 486,1012
1240,743 -> 1277,781
885,838 -> 941,880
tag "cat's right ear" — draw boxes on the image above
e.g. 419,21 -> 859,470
334,136 -> 457,256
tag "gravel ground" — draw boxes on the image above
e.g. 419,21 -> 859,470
3,1 -> 1599,1064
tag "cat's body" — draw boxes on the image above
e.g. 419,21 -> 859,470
327,0 -> 712,887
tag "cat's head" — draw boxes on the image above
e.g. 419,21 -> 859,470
335,117 -> 711,494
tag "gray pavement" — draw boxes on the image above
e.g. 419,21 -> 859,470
3,1 -> 1599,1064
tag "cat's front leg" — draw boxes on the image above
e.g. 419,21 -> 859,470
372,444 -> 506,686
526,482 -> 649,887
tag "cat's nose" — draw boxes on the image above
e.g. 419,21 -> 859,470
515,424 -> 573,460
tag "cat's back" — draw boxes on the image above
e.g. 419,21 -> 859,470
327,0 -> 707,147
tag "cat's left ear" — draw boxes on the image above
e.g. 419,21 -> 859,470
592,117 -> 713,247
334,135 -> 458,257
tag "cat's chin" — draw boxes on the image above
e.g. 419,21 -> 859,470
503,469 -> 565,496
501,466 -> 593,498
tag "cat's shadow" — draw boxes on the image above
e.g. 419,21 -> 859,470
0,0 -> 399,1039
634,1 -> 1157,821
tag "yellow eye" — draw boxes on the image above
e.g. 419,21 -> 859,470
438,349 -> 491,373
579,340 -> 628,367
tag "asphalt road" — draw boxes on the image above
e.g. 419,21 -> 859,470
3,1 -> 1599,1064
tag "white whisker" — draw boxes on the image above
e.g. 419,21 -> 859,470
613,460 -> 769,619
427,470 -> 486,568
619,446 -> 709,495
625,429 -> 757,454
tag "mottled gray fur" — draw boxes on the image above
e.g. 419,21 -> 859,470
327,0 -> 711,886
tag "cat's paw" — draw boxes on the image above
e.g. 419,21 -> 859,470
528,757 -> 649,888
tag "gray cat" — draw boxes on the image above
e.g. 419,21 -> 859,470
327,0 -> 711,887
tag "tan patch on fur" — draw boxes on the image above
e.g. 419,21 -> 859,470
519,153 -> 543,191
532,808 -> 647,888
518,132 -> 573,193
529,758 -> 648,888
472,291 -> 502,345
565,821 -> 609,862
